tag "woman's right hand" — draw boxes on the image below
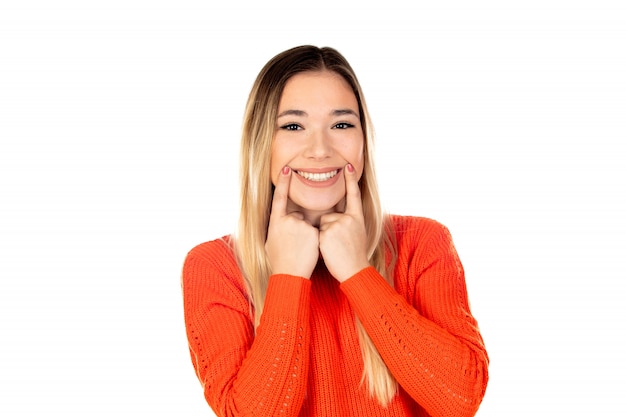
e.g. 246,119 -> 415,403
265,166 -> 319,278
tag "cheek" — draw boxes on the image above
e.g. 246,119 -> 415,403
271,138 -> 300,185
269,162 -> 278,186
269,143 -> 281,186
351,142 -> 365,178
339,134 -> 364,166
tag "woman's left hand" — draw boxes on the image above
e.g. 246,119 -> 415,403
318,163 -> 370,282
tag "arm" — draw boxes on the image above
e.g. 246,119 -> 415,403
340,221 -> 489,417
182,243 -> 311,417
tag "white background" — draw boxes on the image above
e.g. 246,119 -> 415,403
1,1 -> 624,415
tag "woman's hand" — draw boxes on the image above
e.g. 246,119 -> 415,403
318,164 -> 370,282
265,166 -> 320,279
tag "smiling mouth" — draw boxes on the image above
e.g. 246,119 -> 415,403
295,169 -> 340,182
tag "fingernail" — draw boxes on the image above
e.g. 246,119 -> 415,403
346,164 -> 354,173
282,166 -> 291,175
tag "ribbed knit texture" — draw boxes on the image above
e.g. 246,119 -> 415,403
182,216 -> 488,417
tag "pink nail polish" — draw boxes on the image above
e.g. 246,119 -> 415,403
346,164 -> 354,173
282,166 -> 291,175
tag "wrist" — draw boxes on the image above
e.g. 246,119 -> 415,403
336,261 -> 370,283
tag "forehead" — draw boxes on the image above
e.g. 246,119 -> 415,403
278,71 -> 358,111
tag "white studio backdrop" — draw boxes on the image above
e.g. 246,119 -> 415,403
1,1 -> 624,415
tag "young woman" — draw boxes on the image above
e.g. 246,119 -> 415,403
182,45 -> 489,417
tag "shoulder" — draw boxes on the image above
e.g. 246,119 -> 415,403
386,215 -> 459,266
386,216 -> 464,294
182,236 -> 251,319
182,235 -> 246,294
185,235 -> 235,266
387,214 -> 452,244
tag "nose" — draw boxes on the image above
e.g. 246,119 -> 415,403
304,129 -> 332,160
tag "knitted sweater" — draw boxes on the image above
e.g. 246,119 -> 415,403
182,216 -> 488,417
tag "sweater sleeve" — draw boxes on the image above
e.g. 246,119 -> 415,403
182,241 -> 311,417
340,220 -> 488,417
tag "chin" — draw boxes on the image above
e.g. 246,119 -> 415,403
289,185 -> 346,213
306,203 -> 343,212
291,195 -> 345,213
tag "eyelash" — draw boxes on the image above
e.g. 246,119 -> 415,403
279,122 -> 355,131
333,122 -> 354,129
280,123 -> 302,131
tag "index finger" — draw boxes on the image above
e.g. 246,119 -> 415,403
270,166 -> 292,218
343,163 -> 363,216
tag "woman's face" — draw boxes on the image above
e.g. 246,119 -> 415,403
270,70 -> 365,216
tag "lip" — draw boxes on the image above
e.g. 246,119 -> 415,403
294,167 -> 342,173
293,167 -> 343,188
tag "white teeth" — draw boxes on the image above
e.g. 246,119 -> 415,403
297,170 -> 338,182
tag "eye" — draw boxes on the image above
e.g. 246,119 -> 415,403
333,122 -> 355,129
280,123 -> 302,131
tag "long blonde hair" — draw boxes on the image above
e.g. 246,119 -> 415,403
235,45 -> 398,405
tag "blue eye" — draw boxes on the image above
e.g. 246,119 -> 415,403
333,122 -> 354,129
280,123 -> 302,131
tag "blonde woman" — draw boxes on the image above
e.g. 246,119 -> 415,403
182,45 -> 489,417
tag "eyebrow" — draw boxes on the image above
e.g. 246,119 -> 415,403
277,109 -> 307,118
332,109 -> 359,118
276,109 -> 360,118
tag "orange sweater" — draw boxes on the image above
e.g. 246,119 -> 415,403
182,216 -> 488,417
